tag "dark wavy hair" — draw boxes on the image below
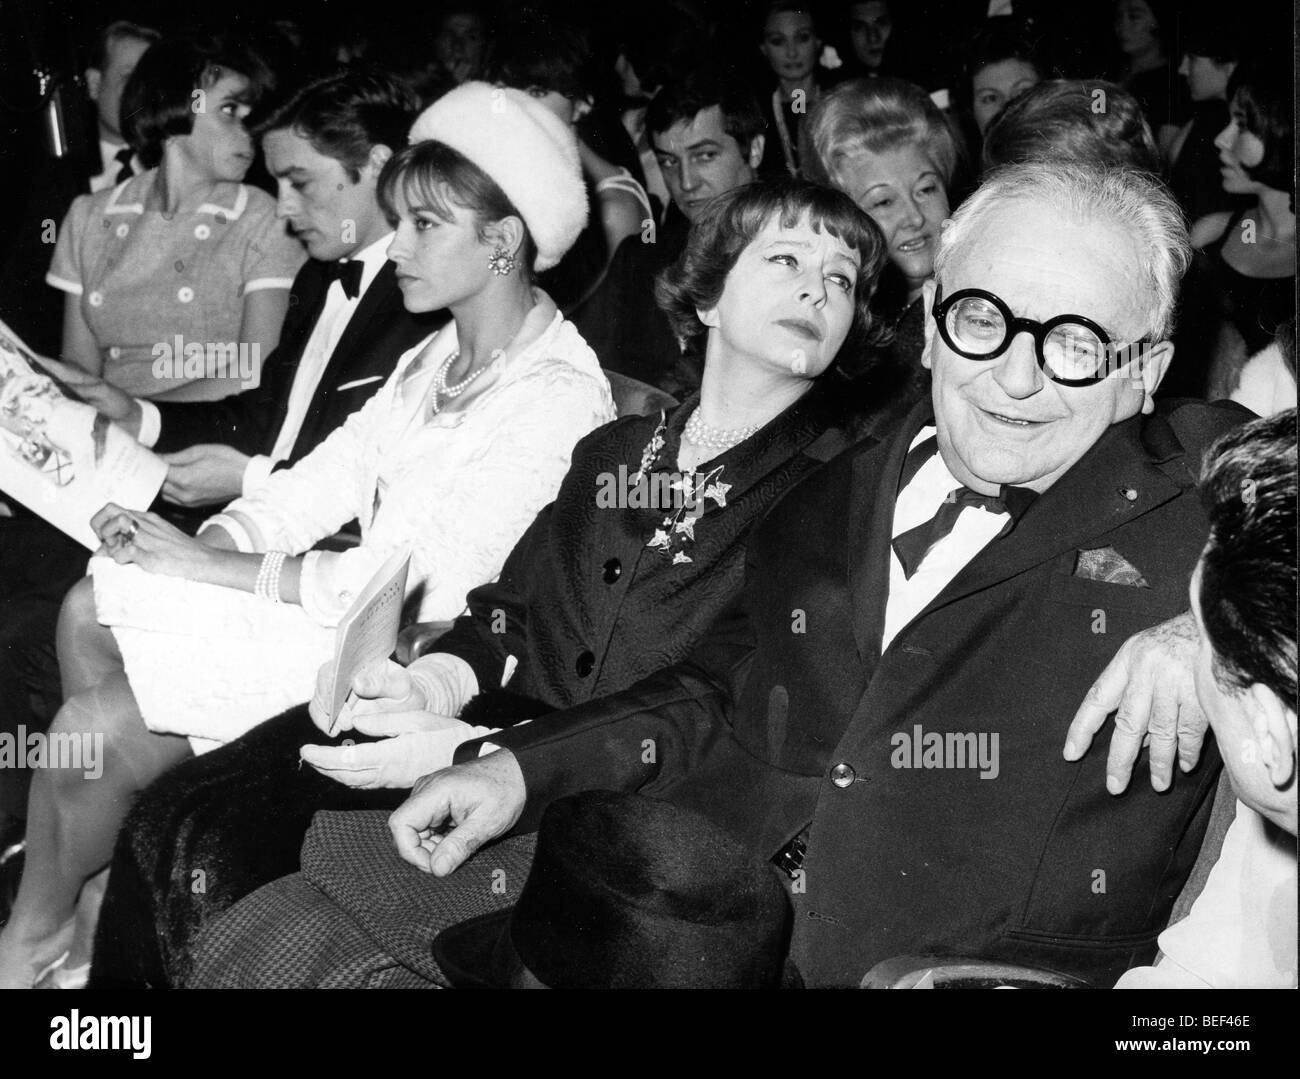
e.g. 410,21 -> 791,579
953,18 -> 1044,119
655,179 -> 887,361
981,79 -> 1159,173
1227,63 -> 1294,199
1198,409 -> 1297,703
121,33 -> 271,168
377,140 -> 537,279
646,70 -> 766,157
256,68 -> 419,183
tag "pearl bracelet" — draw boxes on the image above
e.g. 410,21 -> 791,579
255,550 -> 288,604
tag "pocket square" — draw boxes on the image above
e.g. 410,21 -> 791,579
1073,546 -> 1150,587
335,375 -> 385,392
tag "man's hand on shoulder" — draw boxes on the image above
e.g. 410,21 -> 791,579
388,750 -> 526,876
1063,610 -> 1208,793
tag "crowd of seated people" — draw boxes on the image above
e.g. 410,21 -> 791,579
0,0 -> 1292,991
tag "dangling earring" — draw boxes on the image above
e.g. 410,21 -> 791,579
488,246 -> 518,276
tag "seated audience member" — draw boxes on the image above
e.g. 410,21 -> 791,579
1166,17 -> 1248,224
980,78 -> 1160,174
47,31 -> 303,400
186,163 -> 1245,989
1117,410 -> 1297,988
432,2 -> 493,86
0,82 -> 615,988
0,29 -> 303,848
92,178 -> 895,988
1231,319 -> 1297,418
804,77 -> 960,394
0,69 -> 433,856
1110,0 -> 1183,154
0,19 -> 158,357
835,1 -> 912,85
491,18 -> 651,314
573,71 -> 766,392
1193,64 -> 1295,402
756,2 -> 827,180
950,19 -> 1042,168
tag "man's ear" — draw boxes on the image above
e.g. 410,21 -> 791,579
696,304 -> 720,329
747,133 -> 766,171
1136,340 -> 1174,414
1248,682 -> 1298,792
85,67 -> 102,102
920,277 -> 938,371
364,143 -> 393,178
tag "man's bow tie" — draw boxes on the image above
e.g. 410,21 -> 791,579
323,259 -> 364,300
891,434 -> 1036,578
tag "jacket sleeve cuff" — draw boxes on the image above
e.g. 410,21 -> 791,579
241,454 -> 275,496
135,401 -> 161,447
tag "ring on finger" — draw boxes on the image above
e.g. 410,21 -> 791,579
121,519 -> 139,545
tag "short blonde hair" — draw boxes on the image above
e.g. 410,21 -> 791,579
803,77 -> 961,193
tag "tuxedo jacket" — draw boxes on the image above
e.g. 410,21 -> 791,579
152,259 -> 443,465
466,398 -> 1249,987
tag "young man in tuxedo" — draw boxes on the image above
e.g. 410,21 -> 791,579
370,162 -> 1248,988
0,69 -> 437,844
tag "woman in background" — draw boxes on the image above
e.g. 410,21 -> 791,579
1193,64 -> 1295,400
47,32 -> 303,401
804,76 -> 959,397
757,2 -> 826,179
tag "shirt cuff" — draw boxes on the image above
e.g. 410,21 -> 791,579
136,400 -> 161,447
478,742 -> 501,757
199,513 -> 256,553
242,454 -> 275,496
405,653 -> 480,717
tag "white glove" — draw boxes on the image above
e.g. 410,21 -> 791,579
300,714 -> 498,790
307,653 -> 478,735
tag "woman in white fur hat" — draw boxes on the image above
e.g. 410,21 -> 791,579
0,83 -> 615,988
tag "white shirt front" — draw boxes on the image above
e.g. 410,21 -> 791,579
881,427 -> 1012,650
89,139 -> 132,193
245,232 -> 395,491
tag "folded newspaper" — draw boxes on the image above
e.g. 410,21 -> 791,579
0,317 -> 166,549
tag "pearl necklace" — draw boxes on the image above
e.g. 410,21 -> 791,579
430,349 -> 501,414
683,408 -> 760,452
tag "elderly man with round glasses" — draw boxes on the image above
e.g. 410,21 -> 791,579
188,161 -> 1249,989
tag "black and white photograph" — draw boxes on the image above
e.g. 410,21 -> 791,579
0,0 -> 1294,1048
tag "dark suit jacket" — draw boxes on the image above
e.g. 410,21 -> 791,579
152,259 -> 442,465
463,398 -> 1248,987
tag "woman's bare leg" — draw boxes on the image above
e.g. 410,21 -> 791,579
0,672 -> 192,987
56,575 -> 125,700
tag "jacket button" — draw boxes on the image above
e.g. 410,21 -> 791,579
602,558 -> 621,584
575,650 -> 595,677
829,762 -> 856,788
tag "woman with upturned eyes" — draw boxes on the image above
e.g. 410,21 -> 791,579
804,76 -> 960,397
0,83 -> 615,988
89,179 -> 899,989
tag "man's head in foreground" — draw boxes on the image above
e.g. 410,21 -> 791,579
922,162 -> 1189,495
1192,409 -> 1297,836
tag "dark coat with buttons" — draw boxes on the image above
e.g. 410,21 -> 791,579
442,375 -> 911,725
466,397 -> 1249,987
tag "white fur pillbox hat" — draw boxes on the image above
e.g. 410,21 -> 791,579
408,82 -> 588,272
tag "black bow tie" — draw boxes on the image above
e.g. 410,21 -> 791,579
113,146 -> 134,184
323,259 -> 364,300
891,434 -> 1036,578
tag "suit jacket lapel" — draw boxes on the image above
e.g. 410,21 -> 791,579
315,261 -> 404,390
849,399 -> 935,670
918,412 -> 1189,618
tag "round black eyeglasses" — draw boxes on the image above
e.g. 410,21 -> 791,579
932,287 -> 1152,387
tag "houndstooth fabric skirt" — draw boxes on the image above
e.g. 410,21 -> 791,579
187,809 -> 538,988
